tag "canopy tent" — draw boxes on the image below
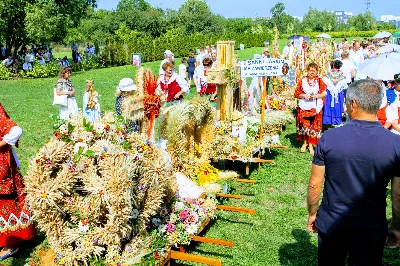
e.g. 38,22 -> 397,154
316,33 -> 331,39
392,32 -> 400,38
377,44 -> 400,54
288,35 -> 310,42
373,31 -> 392,39
358,53 -> 400,81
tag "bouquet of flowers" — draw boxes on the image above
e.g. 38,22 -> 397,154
195,163 -> 219,186
159,197 -> 217,246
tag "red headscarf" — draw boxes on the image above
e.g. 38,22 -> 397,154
0,103 -> 18,140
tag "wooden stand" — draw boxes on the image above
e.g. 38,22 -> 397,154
170,251 -> 222,266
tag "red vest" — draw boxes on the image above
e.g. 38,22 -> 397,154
200,83 -> 216,95
377,105 -> 388,126
160,79 -> 183,102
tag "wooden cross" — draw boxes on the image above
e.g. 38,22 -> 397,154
207,41 -> 240,121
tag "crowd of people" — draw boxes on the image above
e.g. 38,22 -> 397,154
293,37 -> 400,266
295,38 -> 400,155
0,43 -> 97,74
156,45 -> 219,105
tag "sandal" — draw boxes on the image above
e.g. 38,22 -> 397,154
300,144 -> 307,153
0,246 -> 19,260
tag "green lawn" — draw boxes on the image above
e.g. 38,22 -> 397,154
0,47 -> 399,266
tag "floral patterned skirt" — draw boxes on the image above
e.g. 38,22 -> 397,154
296,107 -> 323,146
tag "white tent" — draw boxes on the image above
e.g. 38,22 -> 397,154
316,33 -> 331,39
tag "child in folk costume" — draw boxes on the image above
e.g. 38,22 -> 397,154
83,80 -> 100,123
56,67 -> 79,120
322,60 -> 348,127
294,62 -> 327,155
197,57 -> 218,102
115,78 -> 140,133
0,104 -> 36,260
157,62 -> 189,106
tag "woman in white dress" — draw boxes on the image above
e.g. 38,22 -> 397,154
56,67 -> 79,120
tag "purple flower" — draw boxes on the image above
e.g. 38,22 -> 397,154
166,222 -> 175,232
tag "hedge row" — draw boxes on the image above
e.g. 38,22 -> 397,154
281,30 -> 398,40
1,29 -> 272,79
103,28 -> 273,65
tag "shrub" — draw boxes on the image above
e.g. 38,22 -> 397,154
0,65 -> 14,80
20,61 -> 60,79
72,56 -> 100,72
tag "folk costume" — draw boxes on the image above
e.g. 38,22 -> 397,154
0,104 -> 35,247
197,68 -> 217,102
83,82 -> 100,123
157,73 -> 189,105
295,76 -> 327,145
322,70 -> 348,125
56,78 -> 79,120
376,87 -> 396,127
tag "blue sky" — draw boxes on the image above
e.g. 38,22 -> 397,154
96,0 -> 400,20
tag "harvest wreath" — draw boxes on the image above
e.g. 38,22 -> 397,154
24,113 -> 218,266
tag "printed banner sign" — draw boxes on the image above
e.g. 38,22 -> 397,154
241,58 -> 290,77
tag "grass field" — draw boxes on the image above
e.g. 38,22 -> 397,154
0,46 -> 400,265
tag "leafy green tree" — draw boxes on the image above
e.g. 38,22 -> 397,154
224,18 -> 254,34
301,7 -> 337,32
347,11 -> 377,31
115,0 -> 167,38
269,2 -> 297,34
0,0 -> 97,55
177,0 -> 224,35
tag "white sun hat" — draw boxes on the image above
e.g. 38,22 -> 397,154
164,50 -> 174,57
118,78 -> 137,91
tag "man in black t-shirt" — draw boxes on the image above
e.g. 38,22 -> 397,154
307,79 -> 400,266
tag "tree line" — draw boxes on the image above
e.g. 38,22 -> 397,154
0,0 -> 397,55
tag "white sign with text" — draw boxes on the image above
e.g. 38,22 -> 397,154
241,58 -> 290,77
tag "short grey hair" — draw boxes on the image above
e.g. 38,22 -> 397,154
346,79 -> 382,114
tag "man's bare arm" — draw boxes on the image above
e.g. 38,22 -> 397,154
307,164 -> 326,216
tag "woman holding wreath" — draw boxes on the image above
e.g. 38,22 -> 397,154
294,62 -> 327,154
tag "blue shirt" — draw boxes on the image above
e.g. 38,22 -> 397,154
313,120 -> 400,235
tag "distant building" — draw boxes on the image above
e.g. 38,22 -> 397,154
381,15 -> 400,27
335,11 -> 353,23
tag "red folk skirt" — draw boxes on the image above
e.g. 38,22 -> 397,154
0,148 -> 35,246
296,107 -> 323,146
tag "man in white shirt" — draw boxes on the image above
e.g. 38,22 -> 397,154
196,47 -> 206,67
179,58 -> 187,79
159,50 -> 174,76
282,42 -> 292,59
349,41 -> 364,68
2,56 -> 13,68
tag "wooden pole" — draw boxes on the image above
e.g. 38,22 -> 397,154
258,76 -> 270,168
235,178 -> 257,184
217,205 -> 256,215
259,76 -> 268,142
191,236 -> 234,248
216,193 -> 243,199
170,250 -> 222,266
